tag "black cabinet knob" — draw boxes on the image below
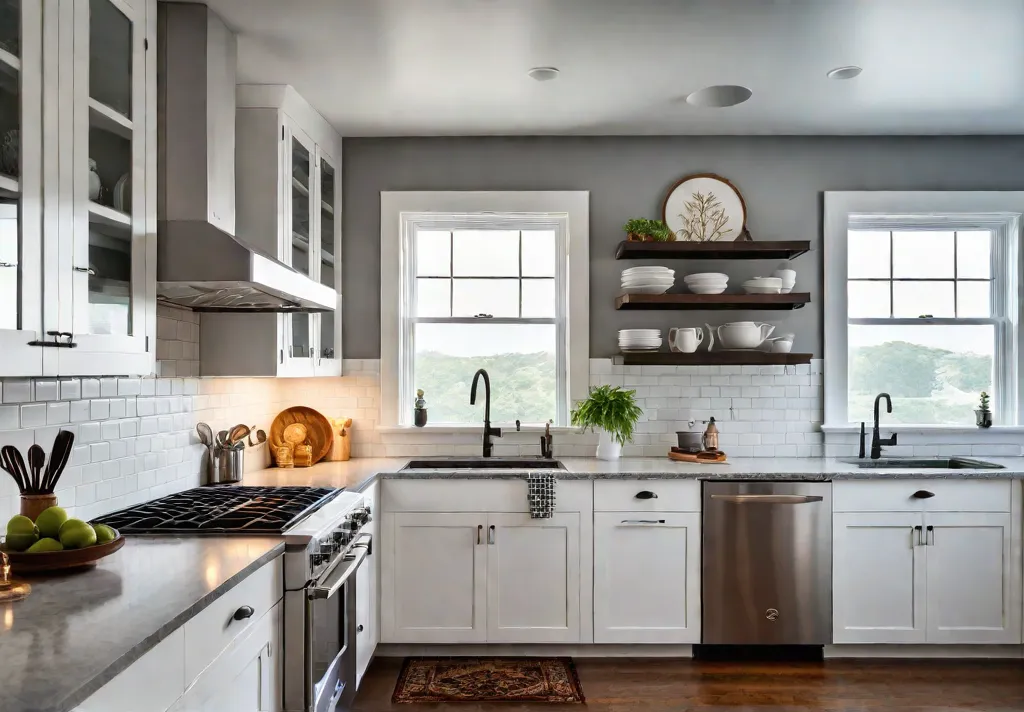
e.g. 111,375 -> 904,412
233,605 -> 255,621
911,490 -> 935,499
357,624 -> 364,633
635,491 -> 658,500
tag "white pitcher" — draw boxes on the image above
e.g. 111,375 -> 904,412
668,327 -> 704,353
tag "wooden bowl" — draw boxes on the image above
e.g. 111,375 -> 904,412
271,407 -> 332,464
1,534 -> 125,573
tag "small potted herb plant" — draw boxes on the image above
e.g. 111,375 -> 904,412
570,385 -> 644,460
624,218 -> 674,243
976,391 -> 993,428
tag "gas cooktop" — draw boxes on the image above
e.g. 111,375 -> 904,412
94,486 -> 341,534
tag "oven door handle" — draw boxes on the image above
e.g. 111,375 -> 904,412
309,547 -> 368,600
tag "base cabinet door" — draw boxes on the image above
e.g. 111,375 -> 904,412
593,512 -> 700,643
171,600 -> 282,712
486,512 -> 581,643
925,512 -> 1020,644
356,482 -> 379,686
833,512 -> 926,644
381,512 -> 487,644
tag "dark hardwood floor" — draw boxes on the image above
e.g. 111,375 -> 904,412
354,657 -> 1024,711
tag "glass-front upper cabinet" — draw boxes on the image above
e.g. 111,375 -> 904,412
281,118 -> 316,375
59,0 -> 150,374
315,149 -> 341,376
0,0 -> 43,376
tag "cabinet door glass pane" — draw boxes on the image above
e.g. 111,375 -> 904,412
0,1 -> 20,330
290,136 -> 312,358
87,0 -> 134,336
319,158 -> 335,358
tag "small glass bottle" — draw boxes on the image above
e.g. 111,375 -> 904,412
414,389 -> 428,428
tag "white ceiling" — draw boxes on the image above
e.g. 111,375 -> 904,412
192,0 -> 1024,136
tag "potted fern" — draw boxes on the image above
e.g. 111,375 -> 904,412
570,385 -> 644,460
623,218 -> 674,242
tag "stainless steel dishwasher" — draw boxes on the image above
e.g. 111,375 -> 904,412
702,481 -> 832,645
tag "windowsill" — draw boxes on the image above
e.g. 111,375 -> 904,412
821,424 -> 1024,434
376,424 -> 580,435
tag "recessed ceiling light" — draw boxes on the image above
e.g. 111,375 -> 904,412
685,85 -> 752,108
527,67 -> 560,82
827,65 -> 862,80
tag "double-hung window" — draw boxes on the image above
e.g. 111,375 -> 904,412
380,191 -> 590,429
404,217 -> 566,425
824,193 -> 1022,428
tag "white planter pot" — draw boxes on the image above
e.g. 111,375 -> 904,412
596,430 -> 622,461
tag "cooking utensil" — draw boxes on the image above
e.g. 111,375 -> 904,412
42,430 -> 75,493
196,422 -> 214,448
228,424 -> 250,446
248,428 -> 267,448
3,446 -> 29,493
27,445 -> 45,492
0,449 -> 24,492
216,430 -> 229,447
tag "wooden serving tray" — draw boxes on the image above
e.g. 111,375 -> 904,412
1,534 -> 125,573
270,406 -> 332,465
668,450 -> 728,464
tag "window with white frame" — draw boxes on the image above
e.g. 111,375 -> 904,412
402,217 -> 567,425
824,193 -> 1022,429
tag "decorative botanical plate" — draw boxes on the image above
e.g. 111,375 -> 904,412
663,173 -> 746,242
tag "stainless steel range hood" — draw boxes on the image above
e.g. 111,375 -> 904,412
155,3 -> 335,313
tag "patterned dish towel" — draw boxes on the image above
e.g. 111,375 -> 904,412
526,472 -> 556,518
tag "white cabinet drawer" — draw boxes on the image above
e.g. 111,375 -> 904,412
73,628 -> 185,712
183,555 -> 283,686
382,478 -> 591,513
833,480 -> 1012,513
594,480 -> 701,512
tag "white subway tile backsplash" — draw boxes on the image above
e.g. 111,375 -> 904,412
91,399 -> 110,420
47,402 -> 70,425
21,403 -> 46,428
4,380 -> 32,404
34,380 -> 59,402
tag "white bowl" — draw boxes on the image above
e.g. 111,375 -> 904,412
622,276 -> 675,283
623,267 -> 674,275
622,285 -> 672,295
744,277 -> 783,287
688,284 -> 727,295
684,272 -> 729,282
742,285 -> 782,294
683,277 -> 728,285
770,340 -> 793,353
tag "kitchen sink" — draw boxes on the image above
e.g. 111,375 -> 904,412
403,458 -> 565,470
839,457 -> 1004,469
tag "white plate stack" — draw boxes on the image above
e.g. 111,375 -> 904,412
621,266 -> 675,295
683,272 -> 729,294
619,329 -> 662,352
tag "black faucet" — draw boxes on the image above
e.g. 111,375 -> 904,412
868,392 -> 898,459
470,369 -> 502,457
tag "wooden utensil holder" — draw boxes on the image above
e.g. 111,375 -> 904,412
21,493 -> 57,520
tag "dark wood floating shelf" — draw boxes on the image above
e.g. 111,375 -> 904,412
615,240 -> 812,261
616,352 -> 813,366
615,292 -> 810,310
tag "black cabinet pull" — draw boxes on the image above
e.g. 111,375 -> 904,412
914,525 -> 923,546
911,490 -> 935,499
357,624 -> 364,633
635,490 -> 658,500
233,605 -> 255,621
926,525 -> 935,546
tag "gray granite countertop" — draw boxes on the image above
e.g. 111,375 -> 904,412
240,456 -> 1024,491
3,537 -> 284,712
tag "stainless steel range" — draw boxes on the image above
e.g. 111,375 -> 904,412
95,485 -> 373,712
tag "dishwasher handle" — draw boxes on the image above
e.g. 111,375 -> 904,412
710,494 -> 824,504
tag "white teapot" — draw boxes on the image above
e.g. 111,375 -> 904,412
706,321 -> 775,350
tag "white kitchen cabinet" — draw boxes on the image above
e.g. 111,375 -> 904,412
925,512 -> 1019,644
0,0 -> 45,376
381,512 -> 487,643
202,85 -> 342,378
833,481 -> 1021,646
593,512 -> 701,644
356,481 -> 380,686
833,512 -> 926,644
0,0 -> 156,377
170,600 -> 282,712
487,512 -> 581,643
72,628 -> 185,712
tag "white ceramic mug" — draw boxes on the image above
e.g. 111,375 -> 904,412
669,327 -> 704,353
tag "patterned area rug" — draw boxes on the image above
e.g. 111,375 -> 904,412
392,657 -> 585,703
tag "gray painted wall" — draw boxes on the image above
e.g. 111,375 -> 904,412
342,136 -> 1024,358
